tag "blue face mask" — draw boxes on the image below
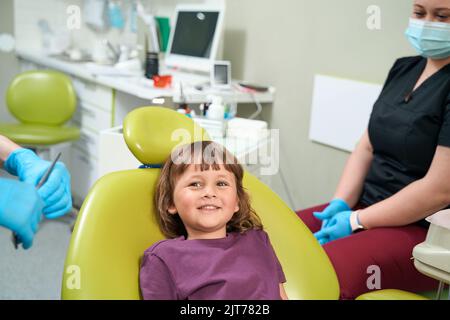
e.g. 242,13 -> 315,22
405,18 -> 450,59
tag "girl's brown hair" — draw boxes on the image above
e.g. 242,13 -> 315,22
155,140 -> 262,238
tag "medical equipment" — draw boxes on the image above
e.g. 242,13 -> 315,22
413,209 -> 450,299
211,60 -> 231,89
164,4 -> 224,73
12,152 -> 61,249
206,95 -> 225,120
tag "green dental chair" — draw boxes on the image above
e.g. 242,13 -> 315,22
0,70 -> 80,146
61,107 -> 425,300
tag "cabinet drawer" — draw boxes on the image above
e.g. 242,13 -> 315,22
70,147 -> 99,202
73,128 -> 99,158
72,77 -> 112,111
73,101 -> 112,132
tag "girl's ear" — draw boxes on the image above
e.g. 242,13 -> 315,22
234,200 -> 239,213
168,204 -> 177,214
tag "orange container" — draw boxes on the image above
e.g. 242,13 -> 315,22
153,75 -> 172,88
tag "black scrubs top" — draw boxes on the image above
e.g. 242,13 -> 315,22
360,56 -> 450,219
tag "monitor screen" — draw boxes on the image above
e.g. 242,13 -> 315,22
170,11 -> 219,58
165,6 -> 224,73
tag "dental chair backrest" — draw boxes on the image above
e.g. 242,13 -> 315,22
61,107 -> 339,299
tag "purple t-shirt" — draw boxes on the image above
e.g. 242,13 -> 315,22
139,229 -> 286,300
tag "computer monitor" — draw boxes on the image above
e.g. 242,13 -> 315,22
164,5 -> 224,73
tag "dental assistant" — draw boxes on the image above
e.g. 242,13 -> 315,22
0,135 -> 72,249
297,0 -> 450,299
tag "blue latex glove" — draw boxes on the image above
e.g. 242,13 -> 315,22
313,198 -> 350,230
0,178 -> 44,249
4,148 -> 72,219
314,210 -> 352,245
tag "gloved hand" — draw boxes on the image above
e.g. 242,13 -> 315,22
314,210 -> 352,245
313,198 -> 350,230
4,148 -> 72,218
0,178 -> 44,249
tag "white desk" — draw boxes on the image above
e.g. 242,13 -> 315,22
16,50 -> 276,103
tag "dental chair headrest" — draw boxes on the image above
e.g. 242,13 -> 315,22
123,106 -> 210,165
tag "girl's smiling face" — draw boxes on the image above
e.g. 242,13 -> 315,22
168,164 -> 240,240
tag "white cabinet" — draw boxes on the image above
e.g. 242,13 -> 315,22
71,77 -> 113,110
71,146 -> 99,205
72,101 -> 112,132
73,128 -> 101,159
69,78 -> 113,207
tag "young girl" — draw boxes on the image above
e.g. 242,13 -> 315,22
140,140 -> 288,300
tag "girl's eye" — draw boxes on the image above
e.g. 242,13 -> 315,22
189,182 -> 201,187
414,11 -> 425,17
437,15 -> 449,19
217,181 -> 229,187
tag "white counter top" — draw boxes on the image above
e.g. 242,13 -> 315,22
16,50 -> 276,104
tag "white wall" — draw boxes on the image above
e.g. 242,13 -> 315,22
223,0 -> 416,209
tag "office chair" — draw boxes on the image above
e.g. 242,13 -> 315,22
61,107 -> 425,300
0,70 -> 80,146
